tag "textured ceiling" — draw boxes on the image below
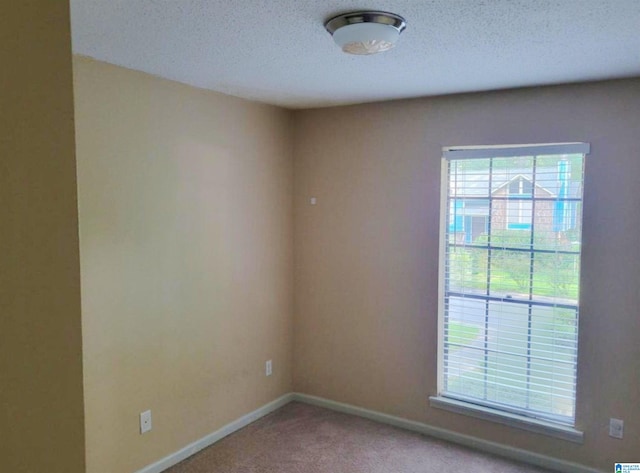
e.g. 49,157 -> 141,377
70,0 -> 640,109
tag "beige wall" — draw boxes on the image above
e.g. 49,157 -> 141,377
73,57 -> 294,473
293,79 -> 640,471
0,2 -> 85,472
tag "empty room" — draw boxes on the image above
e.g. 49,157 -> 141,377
2,1 -> 639,472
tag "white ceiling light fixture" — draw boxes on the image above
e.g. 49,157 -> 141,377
325,11 -> 407,55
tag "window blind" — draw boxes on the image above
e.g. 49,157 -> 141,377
440,144 -> 587,425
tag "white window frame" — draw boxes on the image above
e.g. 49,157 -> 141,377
430,142 -> 589,443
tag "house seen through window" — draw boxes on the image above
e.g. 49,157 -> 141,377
438,143 -> 588,427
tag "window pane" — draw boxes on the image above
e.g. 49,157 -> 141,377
449,159 -> 491,197
532,253 -> 580,302
489,247 -> 532,296
447,247 -> 487,294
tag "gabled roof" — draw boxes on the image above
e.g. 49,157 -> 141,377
492,174 -> 553,196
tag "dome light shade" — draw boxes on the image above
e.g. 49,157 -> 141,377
325,11 -> 407,55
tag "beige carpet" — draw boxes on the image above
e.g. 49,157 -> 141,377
165,401 -> 554,473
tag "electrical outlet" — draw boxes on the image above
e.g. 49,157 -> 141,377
609,418 -> 624,439
140,410 -> 152,434
266,359 -> 272,376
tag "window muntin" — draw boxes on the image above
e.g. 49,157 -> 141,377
439,145 -> 587,426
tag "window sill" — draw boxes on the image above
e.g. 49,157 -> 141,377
429,396 -> 584,444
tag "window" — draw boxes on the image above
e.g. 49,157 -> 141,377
436,143 -> 588,430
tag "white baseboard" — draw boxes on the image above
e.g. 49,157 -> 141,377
135,393 -> 294,473
292,393 -> 603,473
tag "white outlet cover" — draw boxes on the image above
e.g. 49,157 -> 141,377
609,418 -> 624,439
266,360 -> 272,376
140,410 -> 152,434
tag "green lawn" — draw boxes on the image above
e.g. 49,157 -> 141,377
447,321 -> 480,347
